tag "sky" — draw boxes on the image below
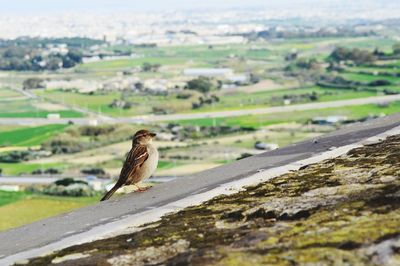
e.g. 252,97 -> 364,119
0,0 -> 398,14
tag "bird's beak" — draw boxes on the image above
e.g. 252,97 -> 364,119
150,132 -> 157,138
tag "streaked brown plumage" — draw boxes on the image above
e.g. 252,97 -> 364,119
100,129 -> 158,201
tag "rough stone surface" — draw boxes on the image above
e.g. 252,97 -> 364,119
22,135 -> 400,266
3,114 -> 400,263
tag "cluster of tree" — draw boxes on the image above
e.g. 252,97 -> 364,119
285,58 -> 320,71
42,137 -> 86,154
393,43 -> 400,55
329,47 -> 376,65
186,77 -> 213,94
134,43 -> 157,48
42,124 -> 140,155
142,62 -> 161,72
165,123 -> 255,141
317,75 -> 398,95
0,151 -> 35,163
81,168 -> 108,178
319,75 -> 393,88
192,95 -> 220,109
166,30 -> 198,35
0,37 -> 104,49
270,92 -> 319,105
28,178 -> 98,197
23,78 -> 45,90
79,125 -> 115,137
249,73 -> 261,84
240,27 -> 373,41
32,168 -> 61,175
109,99 -> 133,109
0,46 -> 83,71
152,107 -> 170,115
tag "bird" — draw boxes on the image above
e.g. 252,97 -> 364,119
100,129 -> 159,201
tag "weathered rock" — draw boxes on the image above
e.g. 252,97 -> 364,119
25,135 -> 400,266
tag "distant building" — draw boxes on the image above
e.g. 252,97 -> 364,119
254,142 -> 279,151
0,185 -> 20,192
312,116 -> 348,125
88,120 -> 98,126
228,74 -> 248,83
47,113 -> 61,120
183,68 -> 233,78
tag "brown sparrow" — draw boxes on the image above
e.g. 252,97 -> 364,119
100,129 -> 158,201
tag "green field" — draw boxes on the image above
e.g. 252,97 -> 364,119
38,90 -> 193,116
341,73 -> 400,84
77,57 -> 188,71
39,85 -> 380,117
0,162 -> 66,175
0,191 -> 99,231
0,88 -> 22,98
0,124 -> 69,146
192,86 -> 378,113
0,99 -> 83,118
347,66 -> 400,75
157,160 -> 184,170
178,102 -> 400,128
0,191 -> 27,207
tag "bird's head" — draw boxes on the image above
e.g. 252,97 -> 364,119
132,129 -> 157,145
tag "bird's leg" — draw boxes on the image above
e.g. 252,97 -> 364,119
134,184 -> 150,192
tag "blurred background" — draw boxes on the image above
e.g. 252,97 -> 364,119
0,0 -> 399,231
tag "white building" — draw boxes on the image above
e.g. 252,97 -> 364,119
183,68 -> 233,78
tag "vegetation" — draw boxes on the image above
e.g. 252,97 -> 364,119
329,47 -> 376,65
23,78 -> 45,90
186,77 -> 214,94
0,191 -> 28,207
0,46 -> 83,71
0,162 -> 65,175
0,192 -> 99,231
1,18 -> 400,239
24,136 -> 400,265
0,124 -> 69,147
177,102 -> 400,128
142,62 -> 161,72
393,43 -> 400,55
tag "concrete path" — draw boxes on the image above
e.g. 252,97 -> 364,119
0,113 -> 399,264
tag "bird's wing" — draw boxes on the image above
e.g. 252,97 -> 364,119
116,145 -> 149,186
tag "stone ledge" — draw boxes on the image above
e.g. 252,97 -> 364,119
1,113 -> 400,265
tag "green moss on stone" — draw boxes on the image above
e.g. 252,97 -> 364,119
24,136 -> 400,266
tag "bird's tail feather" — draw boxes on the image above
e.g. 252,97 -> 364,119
100,185 -> 119,201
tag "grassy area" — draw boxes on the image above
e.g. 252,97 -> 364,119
0,193 -> 99,231
0,99 -> 83,118
38,89 -> 193,117
0,110 -> 83,118
347,66 -> 400,74
341,73 -> 399,83
0,191 -> 28,207
192,86 -> 377,113
37,90 -> 119,114
77,57 -> 188,71
40,85 -> 380,117
0,124 -> 69,147
157,160 -> 183,170
0,88 -> 22,98
178,102 -> 400,128
0,162 -> 66,175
